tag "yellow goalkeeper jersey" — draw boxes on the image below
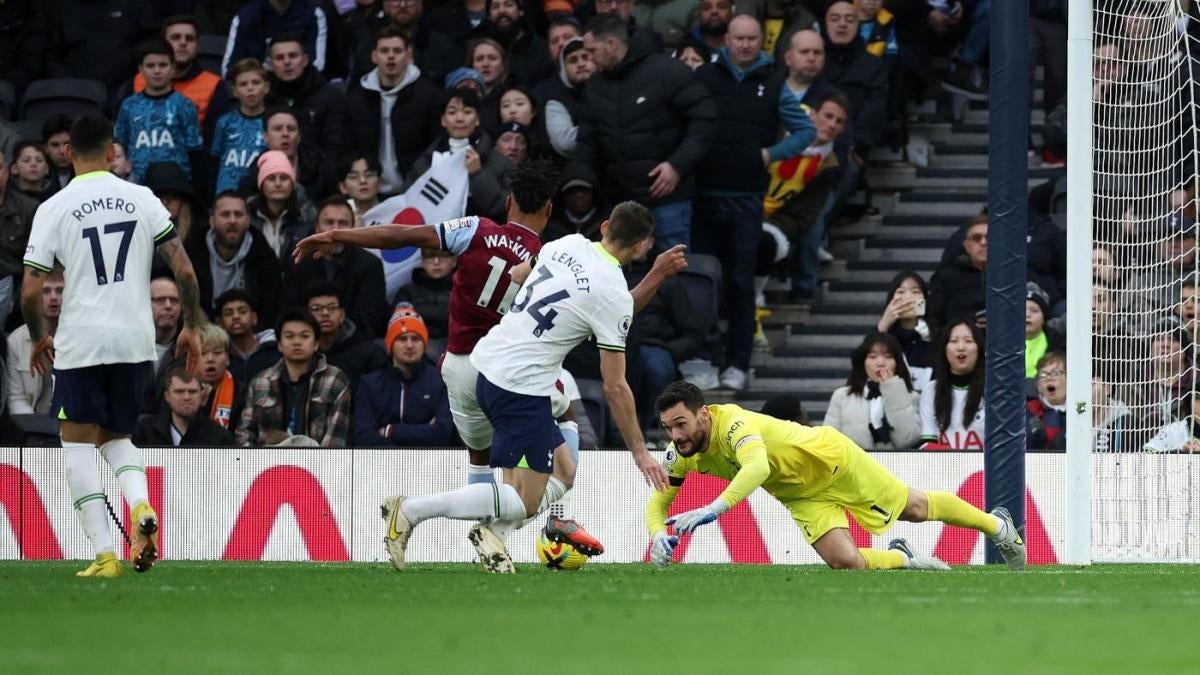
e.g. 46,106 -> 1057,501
647,404 -> 850,534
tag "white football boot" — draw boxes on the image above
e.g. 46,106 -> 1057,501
468,524 -> 515,574
888,538 -> 951,571
381,495 -> 413,571
990,507 -> 1027,571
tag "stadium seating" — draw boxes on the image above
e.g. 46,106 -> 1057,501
19,78 -> 107,123
197,34 -> 229,76
0,80 -> 16,121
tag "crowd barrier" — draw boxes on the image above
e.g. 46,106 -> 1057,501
1,448 -> 1076,564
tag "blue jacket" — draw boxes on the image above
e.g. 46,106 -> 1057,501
222,0 -> 329,76
351,358 -> 454,447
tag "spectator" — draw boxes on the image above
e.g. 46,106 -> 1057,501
407,89 -> 512,222
632,273 -> 708,429
351,305 -> 454,447
266,34 -> 350,173
735,0 -> 818,59
760,393 -> 809,424
393,249 -> 454,357
1026,350 -> 1066,451
187,191 -> 283,329
825,332 -> 921,450
41,114 -> 75,200
248,149 -> 316,260
486,0 -> 552,86
692,0 -> 733,53
131,15 -> 227,128
111,141 -> 134,181
919,319 -> 986,450
145,162 -> 207,250
114,39 -> 204,185
353,0 -> 458,84
534,36 -> 595,161
345,25 -> 442,197
876,270 -> 934,392
133,368 -> 236,447
940,0 -> 991,101
468,37 -> 511,134
1120,215 -> 1197,334
44,0 -> 158,90
222,0 -> 330,76
495,122 -> 531,165
928,214 -> 987,328
150,276 -> 182,362
497,85 -> 547,150
0,0 -> 44,91
1025,282 -> 1063,380
1093,376 -> 1133,453
196,323 -> 245,430
216,289 -> 282,385
545,17 -> 582,64
673,38 -> 711,70
236,309 -> 352,447
783,27 -> 840,127
338,154 -> 384,217
426,0 -> 492,44
240,107 -> 330,199
11,142 -> 50,202
1136,321 -> 1192,432
303,280 -> 389,388
1180,275 -> 1198,346
445,67 -> 487,95
857,0 -> 898,58
6,268 -> 61,415
765,92 -> 847,303
545,168 -> 605,241
576,13 -> 716,251
694,15 -> 815,390
211,59 -> 270,196
283,197 -> 389,336
0,149 -> 38,318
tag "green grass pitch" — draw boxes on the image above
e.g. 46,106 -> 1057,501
2,562 -> 1197,674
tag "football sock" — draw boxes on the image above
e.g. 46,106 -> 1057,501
926,490 -> 999,536
99,438 -> 149,509
860,548 -> 908,570
488,477 -> 570,540
403,482 -> 527,524
559,421 -> 580,463
64,442 -> 115,555
466,464 -> 495,485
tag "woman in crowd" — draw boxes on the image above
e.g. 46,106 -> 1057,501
468,38 -> 511,134
247,150 -> 316,261
497,84 -> 550,159
10,141 -> 49,201
919,319 -> 986,450
825,332 -> 921,449
877,270 -> 934,391
407,89 -> 511,222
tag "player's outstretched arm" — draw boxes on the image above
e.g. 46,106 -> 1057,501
631,244 -> 687,313
158,237 -> 207,374
599,348 -> 669,490
20,267 -> 53,376
292,224 -> 442,263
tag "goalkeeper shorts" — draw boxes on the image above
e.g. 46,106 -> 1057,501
783,443 -> 910,545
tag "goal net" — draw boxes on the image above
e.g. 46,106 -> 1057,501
1080,0 -> 1200,562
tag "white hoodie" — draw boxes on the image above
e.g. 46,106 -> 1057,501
361,64 -> 422,194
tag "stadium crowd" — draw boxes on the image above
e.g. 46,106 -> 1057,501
4,0 -> 1163,454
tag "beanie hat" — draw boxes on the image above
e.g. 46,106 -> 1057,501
444,67 -> 486,90
497,121 -> 531,143
256,150 -> 296,189
386,303 -> 429,353
1025,281 -> 1050,316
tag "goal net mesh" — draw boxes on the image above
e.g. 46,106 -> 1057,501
1091,0 -> 1200,561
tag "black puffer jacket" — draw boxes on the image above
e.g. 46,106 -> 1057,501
821,34 -> 888,153
573,38 -> 716,207
928,257 -> 985,328
393,269 -> 452,340
268,65 -> 350,163
345,68 -> 443,179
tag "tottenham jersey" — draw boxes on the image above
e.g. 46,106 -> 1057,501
24,171 -> 176,369
472,234 -> 632,396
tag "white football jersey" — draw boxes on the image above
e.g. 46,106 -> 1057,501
472,234 -> 633,396
24,171 -> 175,369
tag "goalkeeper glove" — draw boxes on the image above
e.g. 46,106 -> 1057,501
650,532 -> 679,568
665,499 -> 730,534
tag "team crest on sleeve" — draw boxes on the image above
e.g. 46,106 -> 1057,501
619,315 -> 632,338
663,445 -> 678,468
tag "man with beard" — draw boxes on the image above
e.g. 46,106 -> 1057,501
266,34 -> 350,172
691,0 -> 733,54
486,0 -> 552,86
534,37 -> 595,161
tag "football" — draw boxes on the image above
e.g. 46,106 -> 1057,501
536,531 -> 588,570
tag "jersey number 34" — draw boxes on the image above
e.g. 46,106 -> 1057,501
511,266 -> 569,338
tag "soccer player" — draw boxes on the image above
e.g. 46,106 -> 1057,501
370,201 -> 670,572
22,116 -> 206,578
647,381 -> 1027,571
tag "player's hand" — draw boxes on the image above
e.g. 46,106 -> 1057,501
650,244 -> 688,279
650,531 -> 679,568
634,449 -> 670,491
293,230 -> 340,263
175,325 -> 203,375
647,162 -> 680,200
29,334 -> 55,376
667,501 -> 727,534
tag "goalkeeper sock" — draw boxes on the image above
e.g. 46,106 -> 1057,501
403,483 -> 527,524
860,548 -> 908,570
926,490 -> 999,536
64,442 -> 115,555
466,464 -> 495,485
99,438 -> 149,509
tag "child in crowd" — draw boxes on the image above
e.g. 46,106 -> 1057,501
114,38 -> 203,184
1026,351 -> 1066,450
211,58 -> 270,195
1025,282 -> 1064,379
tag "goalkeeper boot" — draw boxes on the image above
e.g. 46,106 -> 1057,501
76,551 -> 123,578
128,501 -> 159,574
543,516 -> 604,557
888,538 -> 951,571
990,507 -> 1027,571
468,524 -> 515,574
380,495 -> 413,571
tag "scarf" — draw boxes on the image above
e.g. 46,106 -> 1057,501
865,381 -> 893,444
209,370 -> 236,429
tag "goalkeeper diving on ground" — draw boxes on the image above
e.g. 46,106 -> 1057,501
647,381 -> 1025,570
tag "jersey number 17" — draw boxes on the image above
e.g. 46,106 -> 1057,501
82,220 -> 136,285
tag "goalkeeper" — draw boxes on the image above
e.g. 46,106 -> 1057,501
646,381 -> 1025,570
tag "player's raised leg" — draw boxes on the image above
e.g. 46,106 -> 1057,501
898,488 -> 1026,570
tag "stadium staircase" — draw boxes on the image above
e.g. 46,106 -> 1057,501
703,70 -> 1053,424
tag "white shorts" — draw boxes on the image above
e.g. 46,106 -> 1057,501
440,352 -> 571,451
